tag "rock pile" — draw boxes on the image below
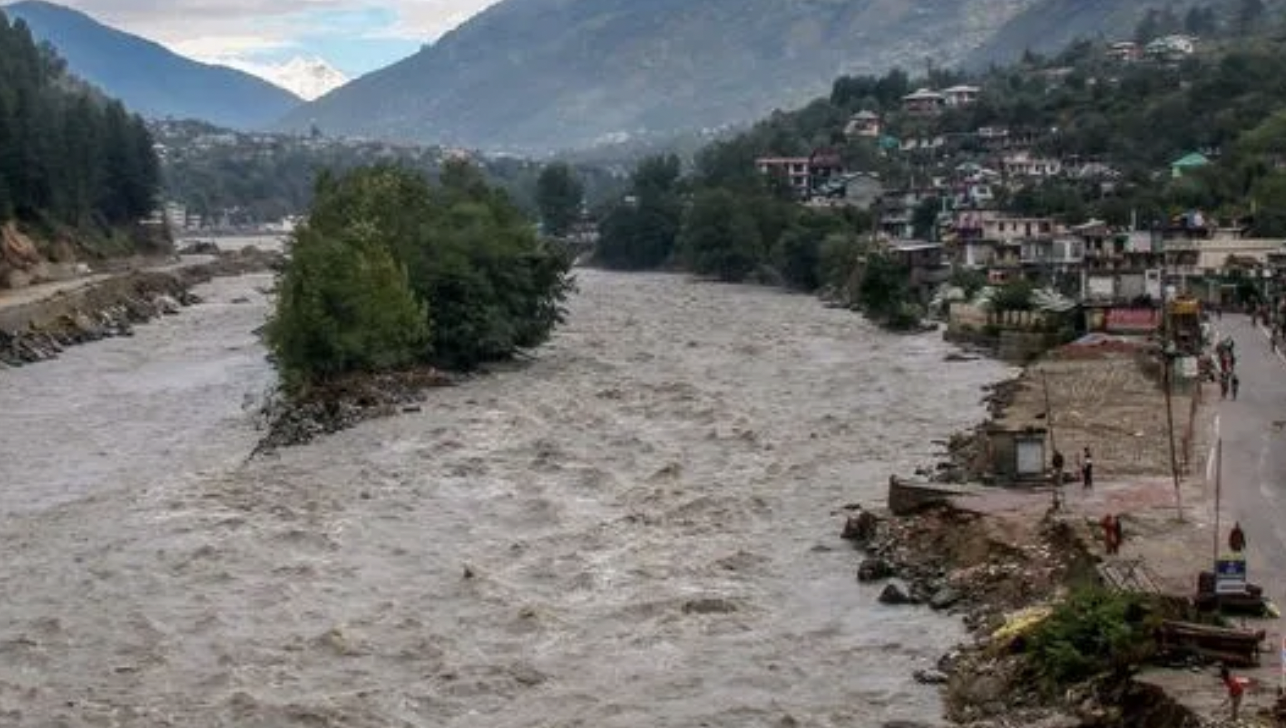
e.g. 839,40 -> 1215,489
0,285 -> 199,366
252,368 -> 454,454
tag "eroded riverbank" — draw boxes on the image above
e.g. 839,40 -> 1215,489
0,270 -> 1011,727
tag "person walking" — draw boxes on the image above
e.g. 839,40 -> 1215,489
1100,514 -> 1117,555
1220,664 -> 1246,721
1231,373 -> 1240,401
1081,447 -> 1094,490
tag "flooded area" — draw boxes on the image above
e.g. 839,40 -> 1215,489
0,269 -> 1011,727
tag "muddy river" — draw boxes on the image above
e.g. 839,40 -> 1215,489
0,268 -> 1011,727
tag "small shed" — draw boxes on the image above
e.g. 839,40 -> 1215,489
986,425 -> 1048,483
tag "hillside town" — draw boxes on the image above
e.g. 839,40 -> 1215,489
745,30 -> 1286,352
144,119 -> 475,234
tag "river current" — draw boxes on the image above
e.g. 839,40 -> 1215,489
0,265 -> 1011,727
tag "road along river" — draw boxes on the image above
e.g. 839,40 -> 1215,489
0,269 -> 1011,728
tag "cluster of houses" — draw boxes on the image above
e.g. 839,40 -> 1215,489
1107,34 -> 1198,65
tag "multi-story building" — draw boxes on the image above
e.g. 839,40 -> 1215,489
755,149 -> 846,197
902,88 -> 946,116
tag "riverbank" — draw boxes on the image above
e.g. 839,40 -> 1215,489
0,246 -> 282,367
852,336 -> 1248,727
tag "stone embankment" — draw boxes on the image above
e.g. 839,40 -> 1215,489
0,247 -> 282,367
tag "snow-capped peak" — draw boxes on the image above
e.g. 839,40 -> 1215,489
222,56 -> 349,101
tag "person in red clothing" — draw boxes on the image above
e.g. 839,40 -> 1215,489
1221,664 -> 1245,721
1229,522 -> 1246,553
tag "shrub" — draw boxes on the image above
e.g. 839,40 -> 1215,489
1026,588 -> 1161,691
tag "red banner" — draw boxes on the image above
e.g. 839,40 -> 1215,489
1104,307 -> 1159,332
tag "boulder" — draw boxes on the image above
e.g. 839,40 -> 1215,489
878,583 -> 911,605
930,587 -> 963,611
857,557 -> 894,583
154,295 -> 181,315
841,510 -> 879,543
913,668 -> 949,685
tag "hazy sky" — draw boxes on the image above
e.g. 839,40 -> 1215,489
51,0 -> 505,75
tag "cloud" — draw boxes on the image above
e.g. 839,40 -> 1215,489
50,0 -> 505,71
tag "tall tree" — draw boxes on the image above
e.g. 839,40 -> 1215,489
534,161 -> 583,237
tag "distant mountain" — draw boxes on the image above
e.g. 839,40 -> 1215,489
222,56 -> 348,101
2,1 -> 301,129
279,0 -> 1050,152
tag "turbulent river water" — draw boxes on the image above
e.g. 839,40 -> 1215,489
0,266 -> 1011,728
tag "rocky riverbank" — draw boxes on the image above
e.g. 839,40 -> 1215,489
250,367 -> 454,454
840,502 -> 1211,728
0,246 -> 282,367
849,340 -> 1227,728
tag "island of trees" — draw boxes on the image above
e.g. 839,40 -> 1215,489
266,162 -> 574,397
0,10 -> 161,265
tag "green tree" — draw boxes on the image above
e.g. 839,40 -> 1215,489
679,188 -> 762,282
267,222 -> 431,392
271,165 -> 573,376
856,253 -> 910,320
535,161 -> 584,236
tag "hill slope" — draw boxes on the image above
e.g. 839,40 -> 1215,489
280,0 -> 1189,153
279,0 -> 1042,152
3,1 -> 301,129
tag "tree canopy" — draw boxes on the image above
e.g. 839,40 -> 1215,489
0,11 -> 160,238
267,163 -> 575,391
535,161 -> 584,236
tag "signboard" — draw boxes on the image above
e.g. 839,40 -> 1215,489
1104,307 -> 1160,333
1215,554 -> 1247,595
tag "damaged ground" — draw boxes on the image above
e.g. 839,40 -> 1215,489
0,246 -> 283,366
849,339 -> 1286,727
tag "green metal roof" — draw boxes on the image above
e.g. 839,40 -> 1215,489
1172,152 -> 1210,168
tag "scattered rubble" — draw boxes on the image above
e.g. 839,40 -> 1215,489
0,246 -> 283,368
251,367 -> 454,454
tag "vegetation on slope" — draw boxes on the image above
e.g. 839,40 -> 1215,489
277,0 -> 1083,152
4,1 -> 301,129
0,9 -> 161,259
581,2 -> 1286,328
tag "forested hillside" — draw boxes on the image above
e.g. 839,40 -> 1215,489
4,1 -> 301,129
0,10 -> 160,256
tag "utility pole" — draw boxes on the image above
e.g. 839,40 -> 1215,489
1160,239 -> 1184,522
1212,438 -> 1223,563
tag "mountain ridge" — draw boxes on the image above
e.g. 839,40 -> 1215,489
279,0 -> 1044,152
1,1 -> 302,129
220,56 -> 348,101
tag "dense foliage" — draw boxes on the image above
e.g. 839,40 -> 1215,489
1026,589 -> 1161,690
0,11 -> 160,242
535,162 -> 585,236
267,164 -> 575,390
